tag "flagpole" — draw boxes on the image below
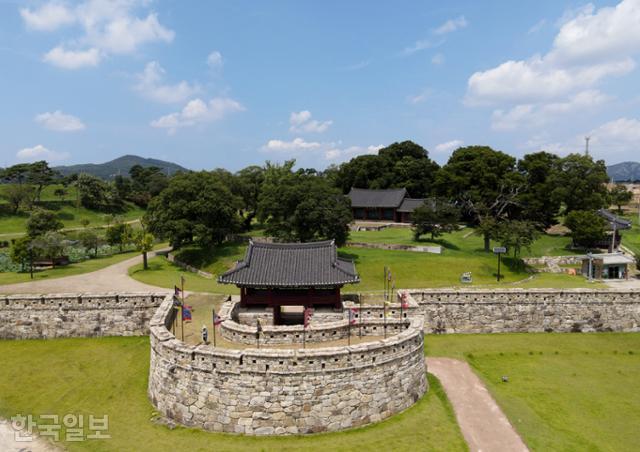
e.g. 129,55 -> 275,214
359,295 -> 363,338
303,319 -> 306,349
212,308 -> 217,347
383,301 -> 387,339
348,315 -> 351,346
180,276 -> 185,342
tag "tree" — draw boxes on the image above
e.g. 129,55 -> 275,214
105,222 -> 133,252
235,165 -> 265,231
10,237 -> 34,272
1,184 -> 34,213
26,209 -> 63,238
258,161 -> 352,245
26,161 -> 57,203
333,141 -> 439,197
32,232 -> 65,267
565,210 -> 607,248
495,220 -> 541,258
79,230 -> 101,257
517,152 -> 561,228
609,184 -> 633,213
75,173 -> 110,210
135,230 -> 155,270
145,171 -> 241,248
412,199 -> 460,240
436,146 -> 523,251
53,187 -> 67,202
550,154 -> 609,214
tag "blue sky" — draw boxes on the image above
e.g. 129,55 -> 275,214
1,0 -> 639,171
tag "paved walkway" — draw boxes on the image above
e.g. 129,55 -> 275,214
427,357 -> 529,452
0,418 -> 58,452
0,250 -> 171,294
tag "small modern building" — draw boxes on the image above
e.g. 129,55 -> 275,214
218,240 -> 359,324
581,252 -> 635,280
347,187 -> 425,222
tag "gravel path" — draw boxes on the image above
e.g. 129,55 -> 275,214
427,357 -> 529,452
0,418 -> 58,452
0,250 -> 171,294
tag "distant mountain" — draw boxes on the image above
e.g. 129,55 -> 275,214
54,155 -> 189,180
607,161 -> 640,182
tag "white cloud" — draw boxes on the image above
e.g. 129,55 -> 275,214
207,51 -> 223,69
16,145 -> 70,162
588,117 -> 640,153
150,97 -> 244,134
401,39 -> 440,56
324,145 -> 383,161
134,61 -> 200,104
433,16 -> 468,35
20,2 -> 75,31
527,19 -> 547,34
289,110 -> 332,133
491,89 -> 610,130
262,138 -> 382,163
22,0 -> 174,69
431,53 -> 444,65
434,140 -> 464,154
342,60 -> 371,71
263,137 -> 322,152
43,46 -> 101,69
407,88 -> 431,105
35,111 -> 86,132
467,0 -> 640,105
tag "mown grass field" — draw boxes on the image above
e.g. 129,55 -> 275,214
0,337 -> 466,452
427,332 -> 640,451
0,184 -> 145,235
621,213 -> 640,256
128,227 -> 597,294
349,227 -> 580,257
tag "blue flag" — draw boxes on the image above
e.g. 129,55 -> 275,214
182,306 -> 192,322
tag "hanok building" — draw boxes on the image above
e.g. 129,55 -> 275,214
347,187 -> 425,223
218,240 -> 359,324
595,209 -> 633,250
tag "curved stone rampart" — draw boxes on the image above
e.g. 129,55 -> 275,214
148,296 -> 428,435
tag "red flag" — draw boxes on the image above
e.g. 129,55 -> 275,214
401,292 -> 409,309
182,305 -> 192,322
213,314 -> 223,325
304,308 -> 313,328
349,308 -> 358,325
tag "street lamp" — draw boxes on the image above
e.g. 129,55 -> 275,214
493,246 -> 507,282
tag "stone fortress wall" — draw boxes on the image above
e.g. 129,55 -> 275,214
221,299 -> 413,345
407,289 -> 640,333
0,293 -> 166,339
148,295 -> 428,435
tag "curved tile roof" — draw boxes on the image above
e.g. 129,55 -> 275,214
348,188 -> 407,208
218,240 -> 359,287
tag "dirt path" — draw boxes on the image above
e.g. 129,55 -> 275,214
427,357 -> 529,452
0,250 -> 171,294
0,418 -> 58,452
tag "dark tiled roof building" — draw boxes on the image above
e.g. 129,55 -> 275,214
219,240 -> 359,321
347,187 -> 425,222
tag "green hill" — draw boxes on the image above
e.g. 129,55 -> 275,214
54,155 -> 189,180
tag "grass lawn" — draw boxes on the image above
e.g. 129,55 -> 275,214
0,185 -> 145,235
0,243 -> 167,286
0,337 -> 466,452
427,332 -> 640,451
349,227 -> 580,257
621,213 -> 640,256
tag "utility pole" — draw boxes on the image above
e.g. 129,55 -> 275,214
585,136 -> 591,156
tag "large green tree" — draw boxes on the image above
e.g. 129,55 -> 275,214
609,184 -> 633,213
145,171 -> 241,248
26,209 -> 63,238
550,154 -> 609,214
411,199 -> 460,241
495,220 -> 541,258
436,146 -> 523,251
333,141 -> 439,197
565,210 -> 607,248
235,165 -> 265,231
258,161 -> 352,246
517,152 -> 561,227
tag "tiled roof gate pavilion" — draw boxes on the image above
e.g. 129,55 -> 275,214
347,187 -> 425,222
219,241 -> 359,323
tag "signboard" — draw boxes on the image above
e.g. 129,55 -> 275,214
493,247 -> 507,254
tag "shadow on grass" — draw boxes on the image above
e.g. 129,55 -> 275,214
415,237 -> 461,251
175,241 -> 247,271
